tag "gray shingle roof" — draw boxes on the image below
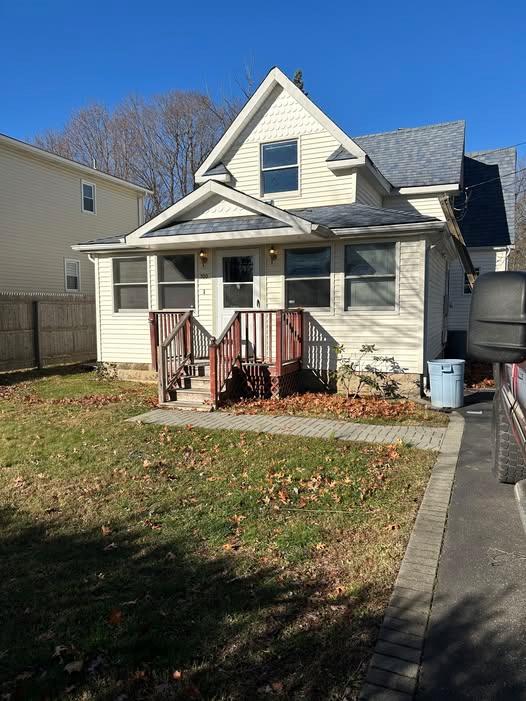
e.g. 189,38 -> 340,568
456,147 -> 516,247
326,146 -> 357,162
203,162 -> 231,177
78,234 -> 125,245
353,120 -> 465,188
140,203 -> 436,238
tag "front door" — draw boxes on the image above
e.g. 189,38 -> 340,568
217,249 -> 260,334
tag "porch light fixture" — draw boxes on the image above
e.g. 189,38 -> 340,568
199,249 -> 208,266
269,244 -> 278,263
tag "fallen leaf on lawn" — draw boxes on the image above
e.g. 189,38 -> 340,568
64,660 -> 83,674
15,671 -> 33,681
271,680 -> 284,692
101,525 -> 112,537
53,645 -> 69,658
143,459 -> 152,469
165,551 -> 177,561
108,608 -> 123,625
104,542 -> 118,551
121,599 -> 137,606
173,670 -> 183,680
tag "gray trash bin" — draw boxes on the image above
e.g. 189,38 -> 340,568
427,359 -> 465,409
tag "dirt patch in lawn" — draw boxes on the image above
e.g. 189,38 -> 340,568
0,371 -> 436,700
222,392 -> 449,427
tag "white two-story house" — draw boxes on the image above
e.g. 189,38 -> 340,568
0,133 -> 150,298
73,67 -> 514,407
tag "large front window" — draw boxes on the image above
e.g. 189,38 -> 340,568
261,140 -> 298,194
113,257 -> 148,310
285,247 -> 331,308
344,243 -> 396,310
158,255 -> 196,309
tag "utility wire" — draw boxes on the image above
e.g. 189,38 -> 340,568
464,166 -> 526,192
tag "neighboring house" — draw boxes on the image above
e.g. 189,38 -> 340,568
0,133 -> 150,297
73,67 -> 514,407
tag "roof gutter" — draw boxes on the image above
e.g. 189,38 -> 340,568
439,195 -> 477,287
333,220 -> 446,237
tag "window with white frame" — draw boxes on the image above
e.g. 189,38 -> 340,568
261,140 -> 298,195
158,255 -> 196,309
81,180 -> 96,213
285,247 -> 331,308
464,268 -> 479,294
344,243 -> 397,310
113,258 -> 148,310
64,258 -> 80,292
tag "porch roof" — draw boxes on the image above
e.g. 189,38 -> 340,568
140,202 -> 437,239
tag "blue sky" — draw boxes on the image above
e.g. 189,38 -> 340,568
1,0 -> 525,157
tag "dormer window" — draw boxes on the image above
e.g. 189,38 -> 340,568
261,140 -> 298,195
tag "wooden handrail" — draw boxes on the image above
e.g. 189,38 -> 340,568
162,309 -> 192,349
158,310 -> 194,403
209,311 -> 242,408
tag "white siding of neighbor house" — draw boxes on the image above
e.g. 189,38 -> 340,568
355,173 -> 383,207
222,85 -> 357,209
96,237 -> 428,375
425,245 -> 448,361
447,247 -> 508,331
0,142 -> 142,296
383,195 -> 446,220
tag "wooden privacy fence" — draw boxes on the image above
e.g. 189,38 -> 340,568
0,295 -> 96,372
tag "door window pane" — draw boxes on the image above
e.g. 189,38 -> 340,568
286,279 -> 330,308
223,256 -> 253,283
160,283 -> 195,309
223,283 -> 253,308
159,255 -> 195,282
285,247 -> 331,277
115,285 -> 149,310
345,278 -> 395,309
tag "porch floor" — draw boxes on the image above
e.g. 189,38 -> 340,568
128,409 -> 446,451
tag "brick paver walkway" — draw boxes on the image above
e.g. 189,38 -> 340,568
129,409 -> 446,451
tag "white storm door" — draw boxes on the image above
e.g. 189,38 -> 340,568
216,249 -> 260,334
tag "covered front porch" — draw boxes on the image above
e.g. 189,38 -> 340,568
149,308 -> 304,409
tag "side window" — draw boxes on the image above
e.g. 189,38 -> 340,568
345,243 -> 397,310
64,259 -> 80,292
158,255 -> 196,309
261,140 -> 298,195
464,268 -> 480,294
285,247 -> 331,308
113,258 -> 148,310
81,180 -> 96,214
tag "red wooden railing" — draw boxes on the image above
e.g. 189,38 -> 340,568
157,310 -> 193,403
149,311 -> 188,371
209,309 -> 303,407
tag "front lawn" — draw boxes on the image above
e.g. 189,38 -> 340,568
223,392 -> 449,426
0,370 -> 436,700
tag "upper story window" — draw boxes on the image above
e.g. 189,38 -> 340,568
261,140 -> 298,195
81,180 -> 96,214
345,243 -> 397,310
64,258 -> 80,292
158,255 -> 196,309
113,257 -> 148,311
285,246 -> 331,308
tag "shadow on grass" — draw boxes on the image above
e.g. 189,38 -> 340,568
0,363 -> 92,387
0,506 -> 381,700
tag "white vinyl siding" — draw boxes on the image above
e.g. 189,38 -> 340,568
447,248 -> 508,331
222,85 -> 356,209
383,195 -> 446,220
355,174 -> 383,207
0,142 -> 142,296
425,245 -> 448,361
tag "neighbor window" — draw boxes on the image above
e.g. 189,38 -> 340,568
113,257 -> 148,310
345,243 -> 396,310
261,140 -> 298,194
64,258 -> 80,292
158,254 -> 196,309
464,268 -> 480,294
285,247 -> 331,308
81,180 -> 96,213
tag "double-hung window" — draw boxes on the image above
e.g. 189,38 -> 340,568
81,180 -> 96,214
158,255 -> 196,309
64,259 -> 80,292
345,243 -> 397,310
261,140 -> 298,194
113,257 -> 148,310
285,247 -> 331,308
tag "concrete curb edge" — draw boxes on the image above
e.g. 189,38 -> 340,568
359,412 -> 465,700
514,479 -> 526,536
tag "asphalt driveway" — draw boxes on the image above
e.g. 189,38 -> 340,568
418,393 -> 526,700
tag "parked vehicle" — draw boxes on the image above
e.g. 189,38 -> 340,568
467,271 -> 526,483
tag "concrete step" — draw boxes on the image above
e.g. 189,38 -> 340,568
172,387 -> 209,403
180,375 -> 210,390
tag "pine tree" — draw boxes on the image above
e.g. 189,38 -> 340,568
293,70 -> 307,96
